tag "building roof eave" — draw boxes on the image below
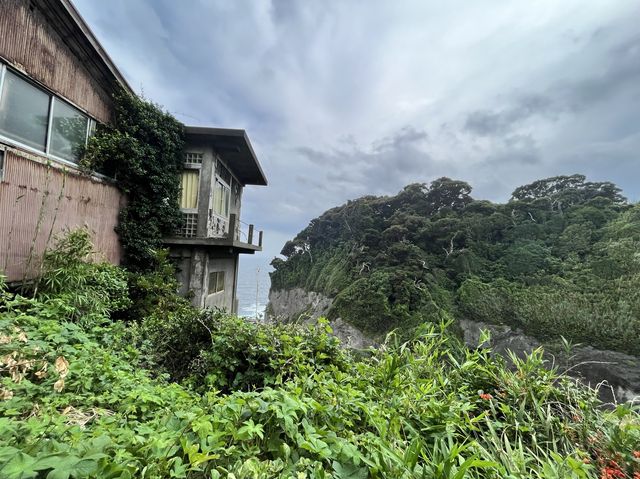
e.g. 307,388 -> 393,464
185,126 -> 268,186
41,0 -> 133,95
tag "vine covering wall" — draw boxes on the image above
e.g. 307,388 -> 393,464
83,90 -> 185,271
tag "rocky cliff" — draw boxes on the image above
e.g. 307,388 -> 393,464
267,288 -> 374,349
268,287 -> 640,403
459,319 -> 640,403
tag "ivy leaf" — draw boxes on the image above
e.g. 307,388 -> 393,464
332,461 -> 368,479
0,452 -> 38,479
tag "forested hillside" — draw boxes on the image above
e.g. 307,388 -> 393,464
270,175 -> 640,355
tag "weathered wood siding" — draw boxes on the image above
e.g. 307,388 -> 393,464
0,0 -> 114,122
0,149 -> 124,282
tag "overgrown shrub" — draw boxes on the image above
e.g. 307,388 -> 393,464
2,281 -> 639,478
122,249 -> 188,322
456,276 -> 640,355
2,230 -> 639,478
34,228 -> 130,324
138,306 -> 350,392
330,270 -> 451,337
82,89 -> 185,271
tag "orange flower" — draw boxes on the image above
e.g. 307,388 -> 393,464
479,393 -> 493,401
633,450 -> 640,458
600,461 -> 625,479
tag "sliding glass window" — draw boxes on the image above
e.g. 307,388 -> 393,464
0,64 -> 94,164
50,98 -> 89,162
0,70 -> 50,151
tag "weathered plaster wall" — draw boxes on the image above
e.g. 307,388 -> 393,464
204,256 -> 238,312
170,247 -> 238,313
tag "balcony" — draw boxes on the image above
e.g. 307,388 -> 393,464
165,213 -> 263,253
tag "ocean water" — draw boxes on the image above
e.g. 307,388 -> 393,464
237,258 -> 271,319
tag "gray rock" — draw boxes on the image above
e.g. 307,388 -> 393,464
267,288 -> 374,349
459,319 -> 640,404
268,288 -> 640,404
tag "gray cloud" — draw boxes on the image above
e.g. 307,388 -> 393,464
464,95 -> 556,137
72,0 -> 640,267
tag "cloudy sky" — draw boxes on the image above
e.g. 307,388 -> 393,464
74,0 -> 640,268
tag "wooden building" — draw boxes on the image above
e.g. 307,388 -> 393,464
0,0 -> 129,282
0,0 -> 268,314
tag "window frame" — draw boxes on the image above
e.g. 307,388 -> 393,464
208,271 -> 225,295
211,158 -> 239,220
0,61 -> 97,169
184,151 -> 203,166
212,175 -> 231,219
49,96 -> 91,162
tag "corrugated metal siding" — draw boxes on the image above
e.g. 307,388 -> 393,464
0,0 -> 114,123
0,150 -> 124,282
180,170 -> 199,209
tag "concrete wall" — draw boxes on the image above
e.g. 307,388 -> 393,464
204,255 -> 238,312
169,246 -> 239,313
182,135 -> 245,240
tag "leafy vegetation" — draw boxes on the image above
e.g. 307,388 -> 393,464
270,175 -> 640,354
1,230 -> 639,478
82,89 -> 185,271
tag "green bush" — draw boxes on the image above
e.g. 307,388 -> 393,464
2,229 -> 639,478
138,305 -> 350,392
34,228 -> 130,325
1,282 -> 639,478
330,270 -> 451,337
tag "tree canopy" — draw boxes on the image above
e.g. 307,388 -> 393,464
271,175 -> 640,355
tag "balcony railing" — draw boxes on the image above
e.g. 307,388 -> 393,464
228,214 -> 263,248
174,212 -> 263,249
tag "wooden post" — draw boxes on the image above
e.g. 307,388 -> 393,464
258,231 -> 263,248
248,224 -> 254,244
228,214 -> 237,241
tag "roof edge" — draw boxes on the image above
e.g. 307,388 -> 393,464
61,0 -> 133,94
185,126 -> 268,186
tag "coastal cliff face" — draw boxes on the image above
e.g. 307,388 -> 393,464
458,319 -> 640,403
268,287 -> 640,403
266,288 -> 374,349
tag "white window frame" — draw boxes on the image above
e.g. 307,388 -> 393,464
0,61 -> 97,170
211,157 -> 241,220
179,167 -> 201,214
212,175 -> 231,219
184,151 -> 203,167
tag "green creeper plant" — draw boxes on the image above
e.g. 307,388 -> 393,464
82,89 -> 185,271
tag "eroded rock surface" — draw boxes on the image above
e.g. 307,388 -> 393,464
267,288 -> 374,349
459,319 -> 640,404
